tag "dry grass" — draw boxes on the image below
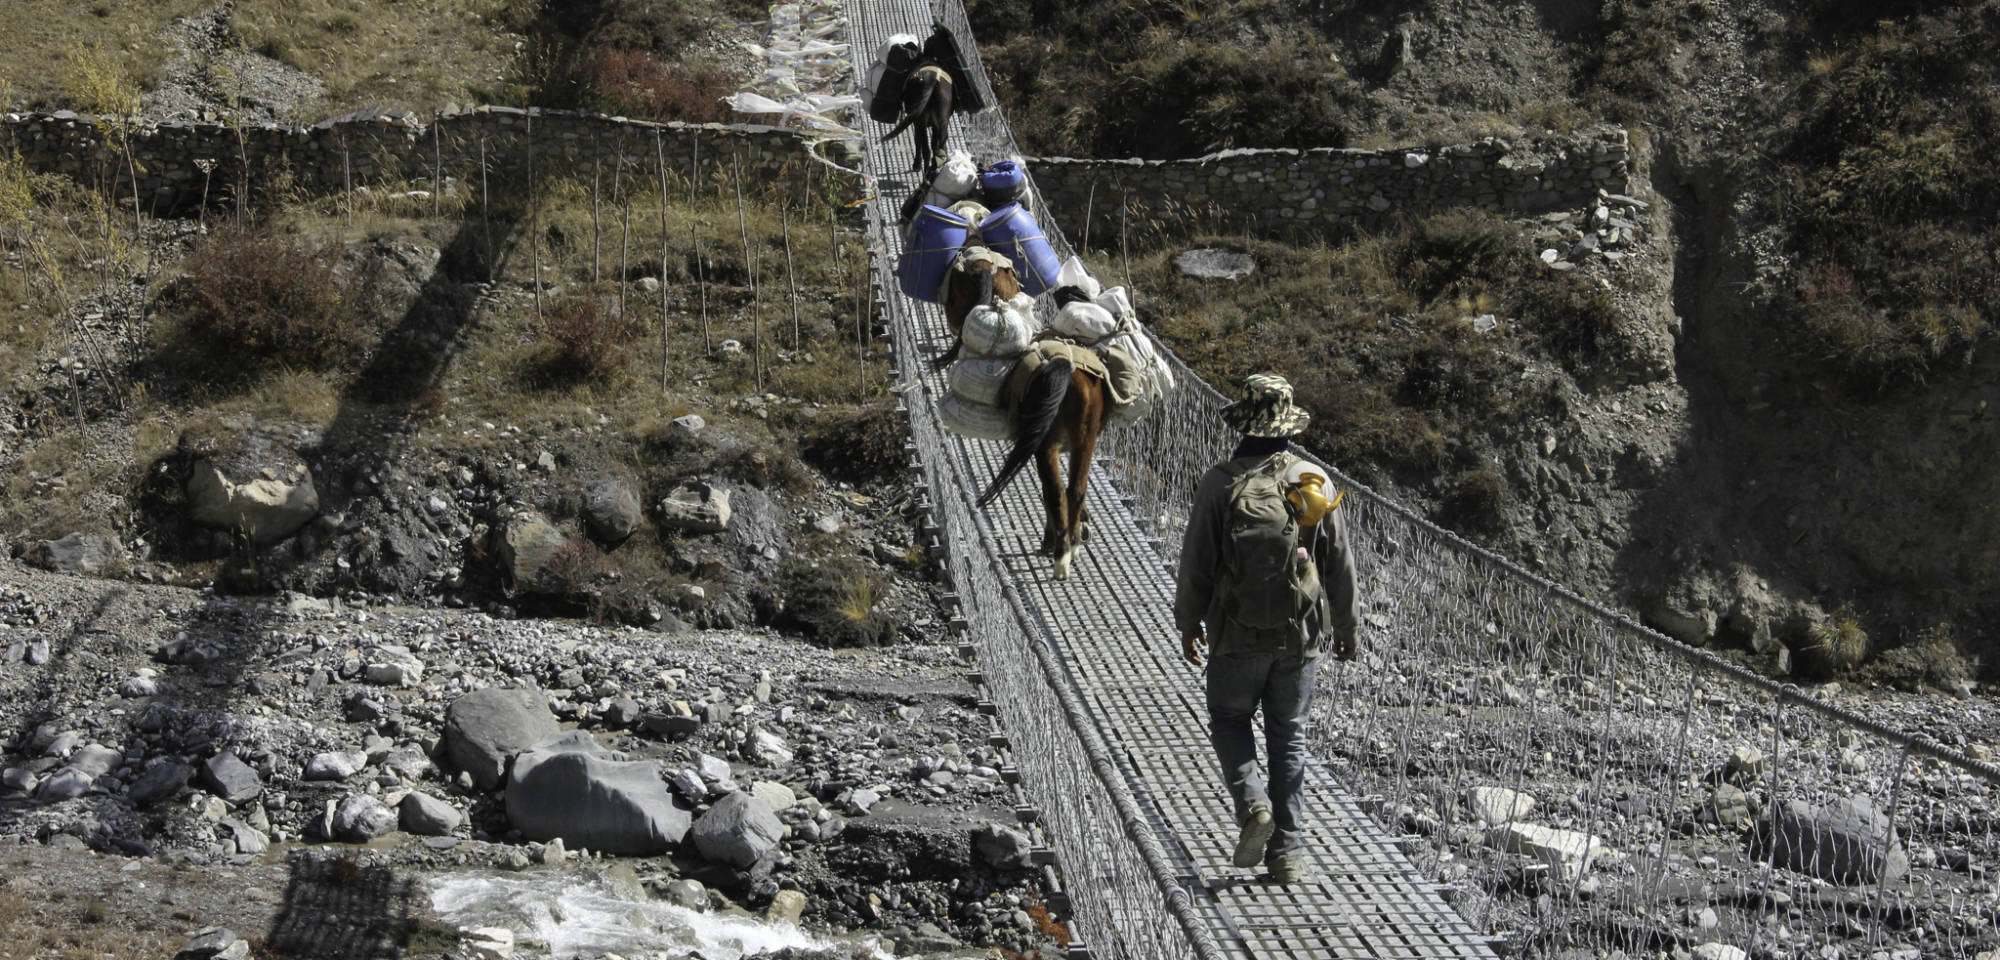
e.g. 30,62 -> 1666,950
233,0 -> 519,115
0,0 -> 518,118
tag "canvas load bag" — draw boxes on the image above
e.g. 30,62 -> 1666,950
948,356 -> 1017,407
939,392 -> 1013,441
959,296 -> 1037,359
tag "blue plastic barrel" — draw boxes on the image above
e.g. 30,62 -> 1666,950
977,203 -> 1059,296
898,205 -> 971,303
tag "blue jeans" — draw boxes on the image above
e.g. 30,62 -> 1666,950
1206,649 -> 1317,860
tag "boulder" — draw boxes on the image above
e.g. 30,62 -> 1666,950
494,511 -> 572,595
1464,786 -> 1535,826
766,889 -> 807,926
29,532 -> 124,575
364,645 -> 425,686
1487,823 -> 1604,881
1750,796 -> 1909,885
399,791 -> 462,836
130,761 -> 193,807
183,432 -> 320,544
690,790 -> 783,868
443,686 -> 559,791
972,823 -> 1033,870
305,751 -> 367,781
742,728 -> 793,767
658,482 -> 732,534
505,731 -> 690,856
332,793 -> 398,843
67,744 -> 123,779
583,477 -> 643,545
35,768 -> 94,801
749,780 -> 797,812
176,928 -> 243,960
198,750 -> 263,804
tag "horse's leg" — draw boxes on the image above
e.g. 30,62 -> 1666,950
1055,378 -> 1104,579
1035,445 -> 1065,560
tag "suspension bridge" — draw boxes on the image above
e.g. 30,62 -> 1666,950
843,1 -> 2000,958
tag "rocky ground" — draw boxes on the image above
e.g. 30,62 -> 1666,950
0,559 -> 1066,959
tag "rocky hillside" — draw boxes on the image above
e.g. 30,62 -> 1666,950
981,0 -> 2000,682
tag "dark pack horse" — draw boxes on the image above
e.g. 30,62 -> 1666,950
880,61 -> 955,182
935,251 -> 1107,580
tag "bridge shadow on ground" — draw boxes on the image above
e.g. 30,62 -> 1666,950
264,848 -> 435,959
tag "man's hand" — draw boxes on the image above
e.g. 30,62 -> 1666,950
1333,631 -> 1357,662
1181,629 -> 1206,666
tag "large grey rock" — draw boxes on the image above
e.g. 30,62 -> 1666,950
35,768 -> 94,801
364,645 -> 424,686
742,728 -> 793,767
690,790 -> 783,868
66,743 -> 123,779
972,823 -> 1033,870
1751,796 -> 1909,885
399,791 -> 461,836
29,532 -> 124,575
198,750 -> 263,804
1465,786 -> 1535,826
306,751 -> 366,781
505,731 -> 690,856
183,432 -> 319,544
130,761 -> 193,806
494,511 -> 573,595
1487,823 -> 1604,881
584,477 -> 643,545
658,482 -> 732,534
332,793 -> 398,842
177,928 -> 242,960
220,817 -> 268,855
444,686 -> 559,791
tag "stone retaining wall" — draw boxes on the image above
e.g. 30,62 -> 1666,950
1025,126 -> 1631,241
1,106 -> 851,214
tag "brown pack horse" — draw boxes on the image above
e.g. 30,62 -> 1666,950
936,251 -> 1108,579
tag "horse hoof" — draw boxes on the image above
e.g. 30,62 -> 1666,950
1053,553 -> 1072,580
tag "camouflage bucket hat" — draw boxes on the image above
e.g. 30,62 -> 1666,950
1221,373 -> 1311,438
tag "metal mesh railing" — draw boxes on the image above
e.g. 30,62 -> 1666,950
860,1 -> 2000,957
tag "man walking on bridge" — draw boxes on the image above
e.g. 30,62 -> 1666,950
1174,373 -> 1359,884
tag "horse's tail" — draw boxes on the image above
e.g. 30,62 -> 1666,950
977,356 -> 1071,508
878,75 -> 936,143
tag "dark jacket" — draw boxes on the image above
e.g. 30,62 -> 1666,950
1173,453 -> 1359,658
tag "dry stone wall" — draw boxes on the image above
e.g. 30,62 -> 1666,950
1027,126 -> 1631,240
1,106 -> 848,214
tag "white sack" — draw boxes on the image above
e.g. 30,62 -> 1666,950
948,356 -> 1016,407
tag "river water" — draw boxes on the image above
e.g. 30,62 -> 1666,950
429,870 -> 900,960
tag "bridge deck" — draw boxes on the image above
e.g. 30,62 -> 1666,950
845,2 -> 1500,956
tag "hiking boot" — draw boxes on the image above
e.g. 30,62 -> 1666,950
1267,852 -> 1304,884
1232,806 -> 1275,869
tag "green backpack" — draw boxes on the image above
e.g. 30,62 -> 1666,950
1220,453 -> 1323,636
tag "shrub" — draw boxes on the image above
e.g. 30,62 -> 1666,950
1790,609 -> 1869,680
164,224 -> 379,381
777,556 -> 893,647
1519,273 -> 1620,368
535,292 -> 637,381
1395,209 -> 1519,304
589,48 -> 738,124
1862,623 -> 1972,691
796,400 -> 907,483
1438,465 -> 1511,535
